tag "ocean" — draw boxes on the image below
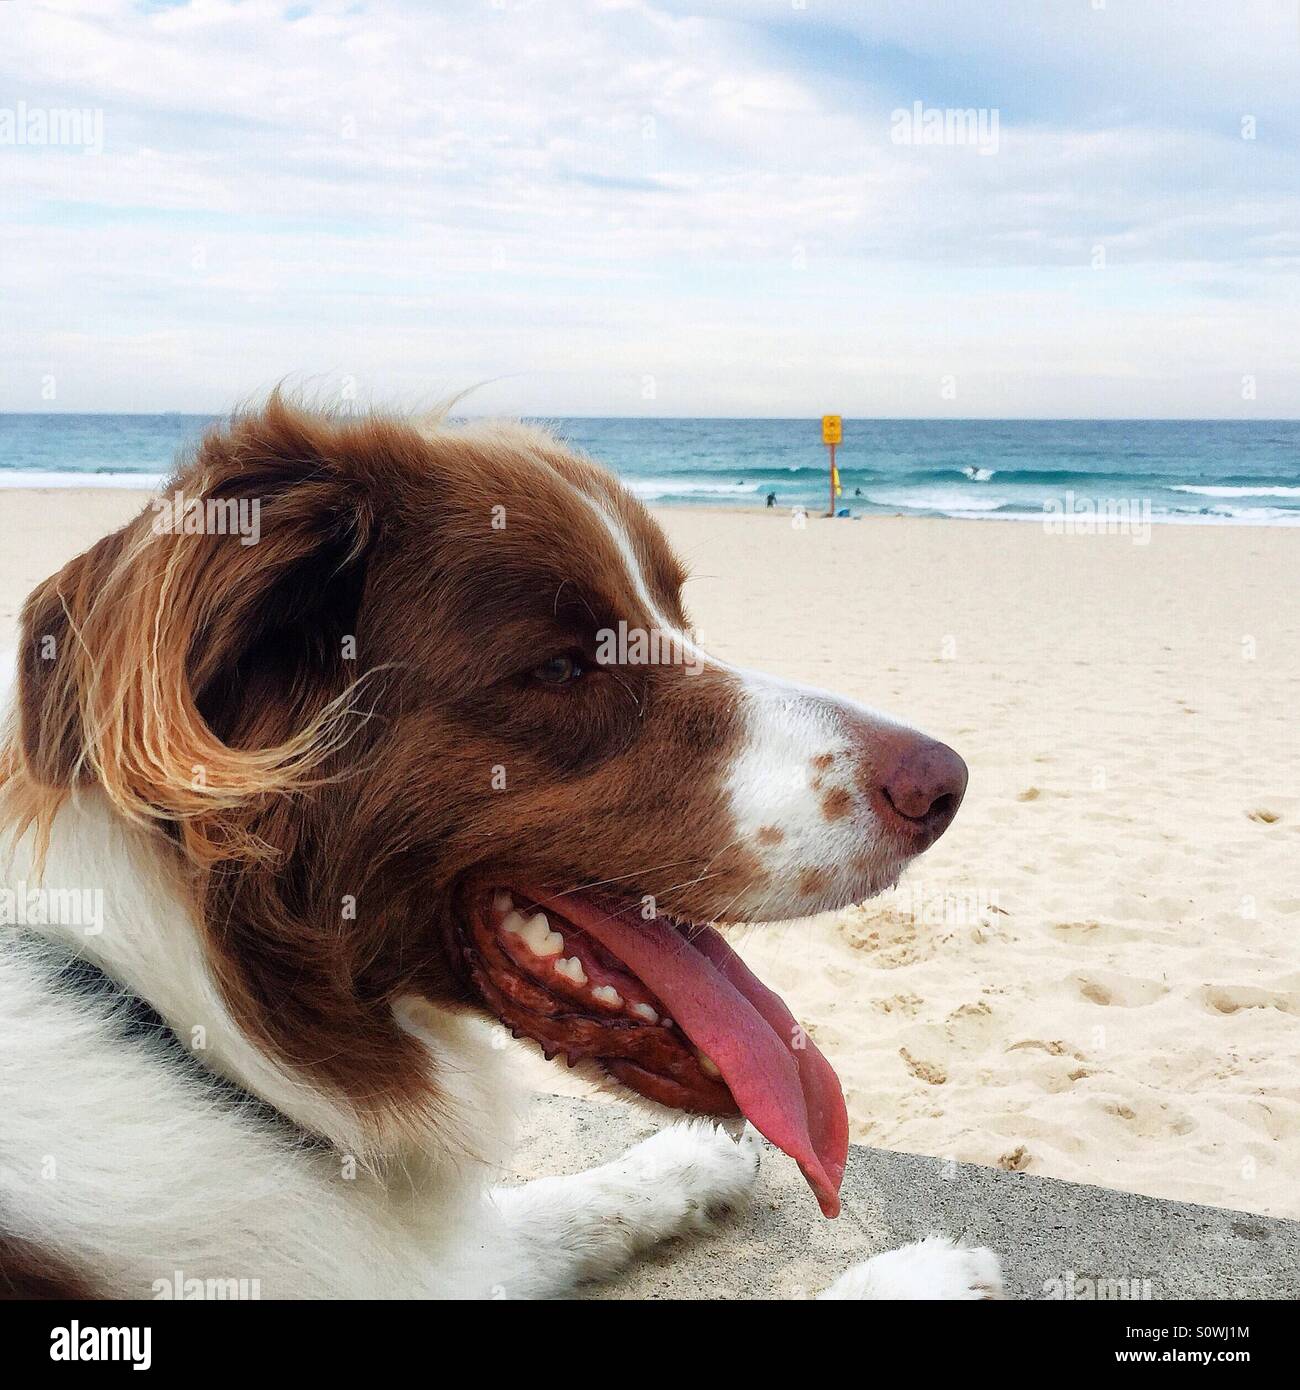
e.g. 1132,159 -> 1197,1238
1,415 -> 1298,526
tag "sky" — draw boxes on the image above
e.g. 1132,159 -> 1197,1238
2,0 -> 1299,417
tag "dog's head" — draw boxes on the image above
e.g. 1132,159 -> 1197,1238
7,398 -> 965,1214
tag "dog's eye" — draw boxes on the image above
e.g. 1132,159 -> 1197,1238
530,653 -> 585,687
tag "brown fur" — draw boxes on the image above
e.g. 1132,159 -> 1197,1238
2,397 -> 763,1145
0,1232 -> 98,1300
821,786 -> 853,821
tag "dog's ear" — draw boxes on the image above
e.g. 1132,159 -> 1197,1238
11,395 -> 384,865
17,526 -> 128,792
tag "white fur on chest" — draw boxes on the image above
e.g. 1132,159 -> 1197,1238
0,657 -> 523,1295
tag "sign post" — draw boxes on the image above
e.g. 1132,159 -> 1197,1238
821,415 -> 842,516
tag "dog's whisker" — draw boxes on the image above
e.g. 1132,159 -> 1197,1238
649,869 -> 723,899
538,857 -> 712,900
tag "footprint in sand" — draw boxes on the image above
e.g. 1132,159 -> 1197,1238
1048,920 -> 1141,945
1007,1038 -> 1074,1057
838,908 -> 926,969
944,1000 -> 1001,1047
1101,1097 -> 1195,1138
898,1047 -> 947,1086
1201,985 -> 1300,1017
1004,1039 -> 1090,1093
872,992 -> 925,1017
1071,972 -> 1167,1008
1017,787 -> 1041,802
1247,808 -> 1282,824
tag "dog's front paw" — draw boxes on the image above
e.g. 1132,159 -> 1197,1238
489,1120 -> 759,1292
818,1235 -> 1004,1301
620,1119 -> 762,1232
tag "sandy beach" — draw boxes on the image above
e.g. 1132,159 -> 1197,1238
2,489 -> 1297,1219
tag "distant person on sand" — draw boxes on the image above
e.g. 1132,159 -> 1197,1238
766,491 -> 776,508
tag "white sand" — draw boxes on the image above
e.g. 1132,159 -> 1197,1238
3,490 -> 1297,1218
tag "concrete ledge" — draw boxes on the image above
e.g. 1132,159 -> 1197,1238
510,1095 -> 1300,1300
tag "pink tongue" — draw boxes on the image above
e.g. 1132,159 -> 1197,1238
551,895 -> 849,1217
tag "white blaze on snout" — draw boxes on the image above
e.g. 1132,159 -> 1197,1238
723,671 -> 919,919
726,674 -> 854,840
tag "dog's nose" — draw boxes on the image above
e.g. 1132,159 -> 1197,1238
874,733 -> 968,844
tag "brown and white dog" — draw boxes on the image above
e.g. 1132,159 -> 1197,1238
0,398 -> 1001,1299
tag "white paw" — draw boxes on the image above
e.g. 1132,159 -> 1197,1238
620,1119 -> 762,1232
819,1235 -> 1005,1300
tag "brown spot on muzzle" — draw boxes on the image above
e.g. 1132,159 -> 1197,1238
820,785 -> 852,822
799,867 -> 829,898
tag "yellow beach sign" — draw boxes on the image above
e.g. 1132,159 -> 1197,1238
822,415 -> 842,514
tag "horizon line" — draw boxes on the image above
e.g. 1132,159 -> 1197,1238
3,412 -> 1300,425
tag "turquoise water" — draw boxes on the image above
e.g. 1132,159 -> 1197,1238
1,414 -> 1298,525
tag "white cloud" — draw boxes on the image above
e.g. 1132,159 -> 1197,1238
0,0 -> 1297,414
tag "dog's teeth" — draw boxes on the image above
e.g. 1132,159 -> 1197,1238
630,1002 -> 659,1024
492,891 -> 514,917
696,1049 -> 721,1078
591,985 -> 623,1008
517,912 -> 564,957
502,907 -> 563,957
554,956 -> 588,986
